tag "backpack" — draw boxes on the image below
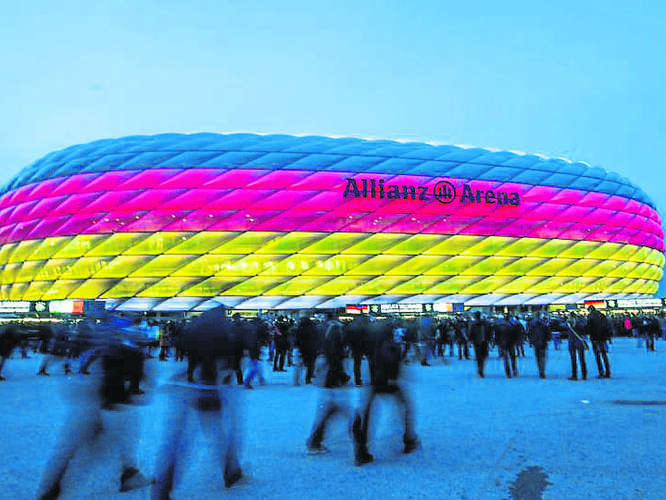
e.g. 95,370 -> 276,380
376,335 -> 403,383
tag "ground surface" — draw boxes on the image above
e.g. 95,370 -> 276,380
1,338 -> 665,499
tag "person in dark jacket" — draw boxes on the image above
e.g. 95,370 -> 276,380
528,313 -> 552,379
351,318 -> 419,466
566,312 -> 588,380
295,312 -> 321,385
586,305 -> 611,378
493,314 -> 519,378
244,317 -> 267,389
469,312 -> 491,378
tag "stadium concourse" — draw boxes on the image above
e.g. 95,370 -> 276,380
1,337 -> 666,499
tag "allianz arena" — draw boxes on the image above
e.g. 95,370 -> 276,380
0,133 -> 662,312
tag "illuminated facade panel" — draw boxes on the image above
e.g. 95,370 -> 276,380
0,133 -> 662,310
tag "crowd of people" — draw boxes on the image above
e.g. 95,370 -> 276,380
0,306 -> 664,498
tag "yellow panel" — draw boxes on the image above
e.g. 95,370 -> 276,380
211,232 -> 281,254
308,276 -> 369,295
644,281 -> 659,294
0,284 -> 10,300
28,237 -> 71,261
607,261 -> 640,278
217,254 -> 286,276
625,279 -> 647,293
427,276 -> 482,294
255,232 -> 327,254
301,232 -> 366,254
556,259 -> 602,277
265,276 -> 330,296
42,280 -> 84,300
495,238 -> 545,257
609,245 -> 639,262
0,264 -> 21,284
101,278 -> 161,298
463,276 -> 514,294
54,234 -> 108,258
374,233 -> 440,255
345,255 -> 409,276
587,242 -> 622,260
529,276 -> 574,293
497,257 -> 546,276
166,231 -> 240,255
627,245 -> 650,263
424,235 -> 484,255
172,255 -> 244,277
345,233 -> 413,255
22,281 -> 54,301
581,277 -> 619,293
646,249 -> 664,267
222,276 -> 290,295
530,239 -> 575,258
130,254 -> 198,277
94,255 -> 150,278
560,241 -> 602,259
0,243 -> 17,266
138,277 -> 204,297
87,233 -> 150,256
349,276 -> 412,295
462,236 -> 516,256
527,258 -> 575,276
179,277 -> 247,297
557,277 -> 596,293
34,259 -> 77,281
583,260 -> 622,277
642,265 -> 664,281
8,240 -> 43,264
496,276 -> 546,294
391,276 -> 448,294
424,256 -> 485,275
304,255 -> 370,276
124,232 -> 195,256
261,255 -> 324,276
69,279 -> 118,299
606,278 -> 633,293
8,282 -> 29,300
463,257 -> 517,276
14,260 -> 44,283
61,257 -> 115,279
386,256 -> 443,276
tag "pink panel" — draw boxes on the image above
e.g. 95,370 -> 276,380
253,210 -> 330,232
550,189 -> 586,205
207,210 -> 281,231
205,189 -> 273,210
462,218 -> 513,236
496,219 -> 546,237
601,195 -> 629,211
578,192 -> 609,207
82,170 -> 142,193
51,213 -> 103,236
117,169 -> 182,190
588,226 -> 622,241
558,205 -> 594,222
245,170 -> 315,189
345,213 -> 410,233
248,190 -> 318,210
293,191 -> 341,211
0,192 -> 12,210
584,208 -> 615,225
558,224 -> 599,240
123,209 -> 192,232
25,215 -> 72,240
24,179 -> 63,204
0,206 -> 14,226
49,193 -> 102,217
160,189 -> 227,211
84,210 -> 149,233
291,171 -> 352,190
0,225 -> 14,244
157,169 -> 226,189
611,212 -> 635,226
51,173 -> 103,197
162,209 -> 236,232
26,196 -> 68,220
624,199 -> 643,214
7,220 -> 40,242
299,211 -> 366,232
7,200 -> 39,223
517,185 -> 562,203
84,190 -> 144,213
121,189 -> 186,211
5,183 -> 39,205
203,169 -> 271,189
426,216 -> 482,235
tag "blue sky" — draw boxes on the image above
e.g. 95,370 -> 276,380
1,0 -> 664,294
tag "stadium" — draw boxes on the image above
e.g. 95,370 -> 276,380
0,133 -> 662,313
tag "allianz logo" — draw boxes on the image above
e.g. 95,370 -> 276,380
343,177 -> 520,206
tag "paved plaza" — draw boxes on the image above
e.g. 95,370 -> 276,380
1,337 -> 665,499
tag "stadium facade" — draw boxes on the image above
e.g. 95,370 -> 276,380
0,133 -> 662,312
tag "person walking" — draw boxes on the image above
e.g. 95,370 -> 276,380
586,305 -> 612,378
528,313 -> 552,379
493,314 -> 519,378
566,313 -> 588,380
469,312 -> 491,378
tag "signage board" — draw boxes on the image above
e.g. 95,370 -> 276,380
606,298 -> 664,309
0,301 -> 30,313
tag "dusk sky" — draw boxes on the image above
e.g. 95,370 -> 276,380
1,0 -> 664,293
